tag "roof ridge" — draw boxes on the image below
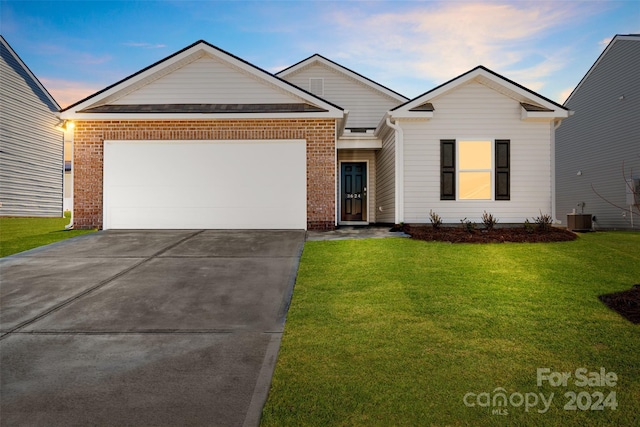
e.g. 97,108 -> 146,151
277,53 -> 408,101
61,40 -> 344,113
392,65 -> 567,112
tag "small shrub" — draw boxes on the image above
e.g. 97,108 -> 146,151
524,219 -> 535,234
429,210 -> 442,229
481,211 -> 498,231
534,212 -> 553,231
460,217 -> 476,233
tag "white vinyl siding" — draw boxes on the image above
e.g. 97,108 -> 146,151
338,150 -> 377,223
403,82 -> 553,224
282,63 -> 402,128
113,56 -> 299,105
375,127 -> 396,223
0,38 -> 63,217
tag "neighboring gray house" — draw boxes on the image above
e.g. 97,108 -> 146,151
556,34 -> 640,230
1,35 -> 64,217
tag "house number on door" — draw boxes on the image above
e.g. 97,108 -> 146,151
347,194 -> 362,199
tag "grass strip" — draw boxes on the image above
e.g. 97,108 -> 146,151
0,213 -> 95,257
262,233 -> 640,426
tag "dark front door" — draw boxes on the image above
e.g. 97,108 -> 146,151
341,162 -> 367,221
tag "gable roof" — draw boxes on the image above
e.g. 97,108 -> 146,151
390,65 -> 569,120
0,35 -> 60,111
563,34 -> 640,105
277,54 -> 408,103
61,40 -> 344,120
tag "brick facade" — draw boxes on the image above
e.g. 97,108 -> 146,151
72,119 -> 336,230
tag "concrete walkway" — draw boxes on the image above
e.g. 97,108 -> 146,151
306,225 -> 409,241
0,230 -> 305,427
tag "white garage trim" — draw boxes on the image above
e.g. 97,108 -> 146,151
103,139 -> 307,230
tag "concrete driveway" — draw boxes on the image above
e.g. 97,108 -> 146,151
0,229 -> 305,426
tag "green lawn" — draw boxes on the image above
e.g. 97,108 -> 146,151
262,233 -> 640,426
0,213 -> 96,257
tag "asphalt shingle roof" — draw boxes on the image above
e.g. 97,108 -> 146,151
78,103 -> 328,114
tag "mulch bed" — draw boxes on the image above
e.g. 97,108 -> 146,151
599,286 -> 640,324
402,224 -> 578,244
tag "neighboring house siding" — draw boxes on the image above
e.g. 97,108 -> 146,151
375,126 -> 396,223
402,82 -> 553,223
338,150 -> 377,223
0,38 -> 63,217
282,63 -> 401,129
72,119 -> 336,230
556,38 -> 640,229
113,56 -> 298,105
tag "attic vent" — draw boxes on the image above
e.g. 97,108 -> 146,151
521,102 -> 552,112
409,102 -> 434,112
309,78 -> 324,96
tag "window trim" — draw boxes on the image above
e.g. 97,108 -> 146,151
440,139 -> 511,201
458,140 -> 493,201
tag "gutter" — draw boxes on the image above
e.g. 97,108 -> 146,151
385,117 -> 404,225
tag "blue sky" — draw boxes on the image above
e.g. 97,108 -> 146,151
2,0 -> 638,107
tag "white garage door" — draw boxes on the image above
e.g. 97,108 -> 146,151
103,140 -> 307,229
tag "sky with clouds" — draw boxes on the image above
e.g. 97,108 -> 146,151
2,0 -> 638,108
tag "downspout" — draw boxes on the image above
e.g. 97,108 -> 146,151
65,125 -> 74,230
386,117 -> 403,225
551,118 -> 562,225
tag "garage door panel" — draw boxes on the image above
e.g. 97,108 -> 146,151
109,207 -> 303,229
104,140 -> 306,229
109,184 -> 298,209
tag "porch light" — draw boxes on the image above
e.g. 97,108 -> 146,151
55,119 -> 75,131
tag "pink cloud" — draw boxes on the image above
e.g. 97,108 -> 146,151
40,78 -> 100,109
327,1 -> 602,91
